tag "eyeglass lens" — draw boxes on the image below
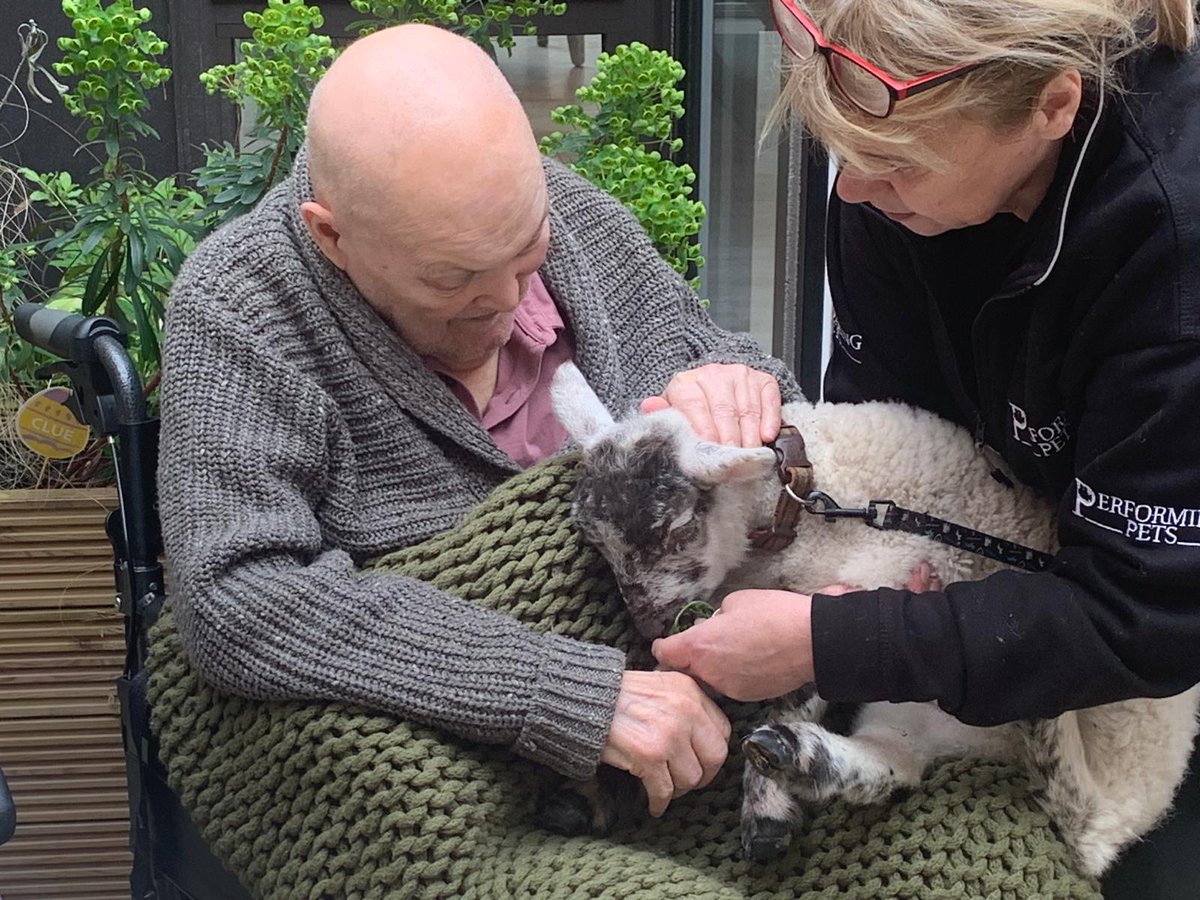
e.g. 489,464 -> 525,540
828,54 -> 892,116
771,0 -> 816,58
772,0 -> 893,117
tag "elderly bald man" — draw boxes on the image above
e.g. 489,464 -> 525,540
158,24 -> 800,819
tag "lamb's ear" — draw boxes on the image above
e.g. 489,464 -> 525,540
551,362 -> 615,446
680,440 -> 776,485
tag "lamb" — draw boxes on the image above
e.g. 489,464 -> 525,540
549,361 -> 1200,877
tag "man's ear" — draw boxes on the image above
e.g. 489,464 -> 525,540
1033,69 -> 1083,141
300,200 -> 348,271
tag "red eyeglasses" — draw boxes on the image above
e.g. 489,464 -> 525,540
770,0 -> 987,118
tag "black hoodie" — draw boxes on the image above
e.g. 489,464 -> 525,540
812,44 -> 1200,725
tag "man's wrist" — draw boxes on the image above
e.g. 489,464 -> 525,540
512,633 -> 626,779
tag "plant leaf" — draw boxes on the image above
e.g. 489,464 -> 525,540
127,229 -> 145,280
82,250 -> 112,317
127,280 -> 160,371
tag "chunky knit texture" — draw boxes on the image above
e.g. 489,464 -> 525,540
148,455 -> 1100,900
157,148 -> 800,780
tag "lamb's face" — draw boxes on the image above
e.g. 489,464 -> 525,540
574,431 -> 718,639
551,361 -> 776,638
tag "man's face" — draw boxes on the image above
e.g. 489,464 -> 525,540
834,114 -> 1057,236
336,163 -> 551,372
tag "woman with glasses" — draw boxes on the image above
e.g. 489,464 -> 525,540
654,0 -> 1200,888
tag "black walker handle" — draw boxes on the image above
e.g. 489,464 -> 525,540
14,302 -> 147,430
14,303 -> 90,360
15,303 -> 130,373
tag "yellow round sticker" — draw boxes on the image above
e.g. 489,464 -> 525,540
16,387 -> 90,459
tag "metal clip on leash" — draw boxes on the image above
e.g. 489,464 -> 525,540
792,488 -> 1054,573
790,488 -> 893,528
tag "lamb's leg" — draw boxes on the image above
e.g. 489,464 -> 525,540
738,684 -> 825,860
743,718 -> 926,805
741,764 -> 803,860
767,681 -> 826,721
1035,690 -> 1200,878
744,702 -> 1007,806
1025,689 -> 1200,878
1019,715 -> 1111,876
536,765 -> 644,837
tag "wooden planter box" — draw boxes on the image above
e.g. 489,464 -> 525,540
0,488 -> 131,900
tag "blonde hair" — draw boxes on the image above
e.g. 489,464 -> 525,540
775,0 -> 1197,174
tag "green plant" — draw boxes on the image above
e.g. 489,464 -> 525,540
5,0 -> 201,383
0,242 -> 37,381
54,0 -> 170,158
3,165 -> 203,381
0,2 -> 205,488
194,0 -> 335,226
349,0 -> 567,53
670,599 -> 715,634
540,42 -> 705,287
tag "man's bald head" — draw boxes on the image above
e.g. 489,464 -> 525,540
306,24 -> 540,230
298,25 -> 551,375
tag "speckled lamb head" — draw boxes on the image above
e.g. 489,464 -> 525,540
551,363 -> 776,639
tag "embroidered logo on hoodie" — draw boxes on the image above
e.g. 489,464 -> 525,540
1074,478 -> 1200,546
1010,402 -> 1070,458
832,310 -> 863,364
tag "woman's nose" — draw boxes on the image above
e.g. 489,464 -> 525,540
835,171 -> 886,206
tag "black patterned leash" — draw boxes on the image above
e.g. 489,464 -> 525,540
797,490 -> 1055,573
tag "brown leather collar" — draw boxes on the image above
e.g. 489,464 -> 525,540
748,425 -> 814,551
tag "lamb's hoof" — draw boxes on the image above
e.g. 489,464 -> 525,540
536,785 -> 597,837
743,728 -> 790,775
741,816 -> 792,861
536,768 -> 637,837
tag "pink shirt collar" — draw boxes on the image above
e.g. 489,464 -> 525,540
430,272 -> 574,468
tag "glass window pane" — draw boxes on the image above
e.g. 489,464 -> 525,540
701,2 -> 785,356
496,34 -> 602,143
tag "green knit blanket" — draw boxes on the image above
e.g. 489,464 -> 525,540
147,454 -> 1099,899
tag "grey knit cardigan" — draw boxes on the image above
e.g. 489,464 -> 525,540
157,150 -> 800,779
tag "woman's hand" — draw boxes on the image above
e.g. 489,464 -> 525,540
641,363 -> 782,447
649,568 -> 940,703
651,589 -> 827,702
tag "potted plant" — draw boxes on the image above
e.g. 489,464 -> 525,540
539,40 -> 706,288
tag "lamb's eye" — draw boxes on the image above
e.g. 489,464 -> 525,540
663,515 -> 700,551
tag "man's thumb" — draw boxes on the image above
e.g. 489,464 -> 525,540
640,396 -> 670,414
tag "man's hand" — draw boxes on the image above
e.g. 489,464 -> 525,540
641,364 -> 782,447
599,670 -> 731,817
651,589 -> 825,702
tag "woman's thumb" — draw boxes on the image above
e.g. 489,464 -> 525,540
651,634 -> 690,671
